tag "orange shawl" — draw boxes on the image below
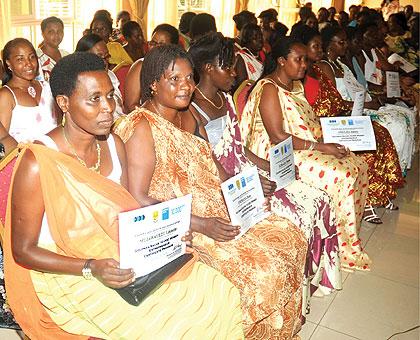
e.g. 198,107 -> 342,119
4,143 -> 195,339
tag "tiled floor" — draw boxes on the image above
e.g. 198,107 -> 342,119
299,153 -> 420,340
1,156 -> 418,340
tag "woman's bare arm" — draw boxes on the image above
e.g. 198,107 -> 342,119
259,82 -> 348,158
11,150 -> 134,288
0,88 -> 18,157
123,60 -> 143,113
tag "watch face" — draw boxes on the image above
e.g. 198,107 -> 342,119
0,142 -> 5,159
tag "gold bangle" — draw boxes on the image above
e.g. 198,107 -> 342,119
303,140 -> 308,150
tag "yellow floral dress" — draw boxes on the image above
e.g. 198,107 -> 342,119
239,79 -> 371,272
115,108 -> 308,339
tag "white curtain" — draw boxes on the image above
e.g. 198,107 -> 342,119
0,0 -> 12,49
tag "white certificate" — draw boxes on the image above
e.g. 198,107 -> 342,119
269,136 -> 295,189
386,71 -> 401,98
119,194 -> 192,277
387,53 -> 417,73
221,166 -> 270,238
351,91 -> 366,116
320,116 -> 376,151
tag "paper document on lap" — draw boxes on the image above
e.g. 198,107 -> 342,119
119,194 -> 192,277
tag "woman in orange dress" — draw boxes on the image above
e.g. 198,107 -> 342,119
115,44 -> 308,339
239,37 -> 370,272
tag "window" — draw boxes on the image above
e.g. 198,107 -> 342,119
9,0 -> 120,52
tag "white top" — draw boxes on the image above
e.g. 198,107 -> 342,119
362,48 -> 383,85
36,48 -> 69,82
190,101 -> 228,148
107,69 -> 125,121
36,134 -> 122,244
4,82 -> 57,143
236,48 -> 264,81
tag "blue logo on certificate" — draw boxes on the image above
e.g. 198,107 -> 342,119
162,208 -> 169,220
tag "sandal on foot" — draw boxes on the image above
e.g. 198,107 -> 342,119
384,199 -> 399,210
363,205 -> 383,224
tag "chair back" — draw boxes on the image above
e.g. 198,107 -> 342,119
0,149 -> 18,245
233,80 -> 254,121
112,62 -> 131,99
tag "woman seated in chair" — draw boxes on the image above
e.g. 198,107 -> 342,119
123,23 -> 179,113
0,38 -> 57,157
114,44 -> 308,339
239,37 -> 371,272
235,23 -> 265,86
296,25 -> 404,224
183,32 -> 342,315
75,34 -> 125,120
4,52 -> 244,340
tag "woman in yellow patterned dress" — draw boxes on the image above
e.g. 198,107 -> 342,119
4,53 -> 244,340
239,37 -> 370,272
116,44 -> 308,339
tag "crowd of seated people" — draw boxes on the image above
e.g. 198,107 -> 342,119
0,3 -> 418,339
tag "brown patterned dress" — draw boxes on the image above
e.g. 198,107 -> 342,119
115,108 -> 308,339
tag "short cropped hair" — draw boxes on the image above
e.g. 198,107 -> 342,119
117,10 -> 130,21
41,16 -> 64,32
291,25 -> 320,45
189,13 -> 217,40
233,10 -> 256,31
179,12 -> 196,34
122,21 -> 142,39
140,45 -> 193,103
152,23 -> 179,44
90,15 -> 113,34
240,23 -> 262,47
75,34 -> 103,52
50,52 -> 106,99
320,25 -> 345,51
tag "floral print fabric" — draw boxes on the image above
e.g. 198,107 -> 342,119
115,108 -> 308,339
240,79 -> 371,272
212,95 -> 342,315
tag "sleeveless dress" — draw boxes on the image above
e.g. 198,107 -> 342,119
240,79 -> 371,272
4,82 -> 56,142
337,59 -> 416,172
0,81 -> 56,329
191,95 -> 342,319
115,108 -> 308,339
304,64 -> 404,207
36,48 -> 69,82
4,140 -> 244,339
236,48 -> 264,81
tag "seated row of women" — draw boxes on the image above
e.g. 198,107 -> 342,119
0,26 -> 417,339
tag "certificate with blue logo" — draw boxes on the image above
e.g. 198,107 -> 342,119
269,136 -> 295,189
221,166 -> 270,238
118,194 -> 192,277
320,116 -> 376,151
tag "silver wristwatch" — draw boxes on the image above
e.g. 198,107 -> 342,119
82,259 -> 94,280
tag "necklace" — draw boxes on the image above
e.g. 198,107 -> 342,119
150,101 -> 181,127
327,57 -> 344,73
195,86 -> 224,110
62,128 -> 101,172
14,83 -> 37,98
275,75 -> 292,91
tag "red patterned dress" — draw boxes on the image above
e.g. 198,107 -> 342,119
304,65 -> 404,207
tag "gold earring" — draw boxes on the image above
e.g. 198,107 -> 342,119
61,113 -> 66,127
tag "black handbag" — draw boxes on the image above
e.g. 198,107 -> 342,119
114,253 -> 193,306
